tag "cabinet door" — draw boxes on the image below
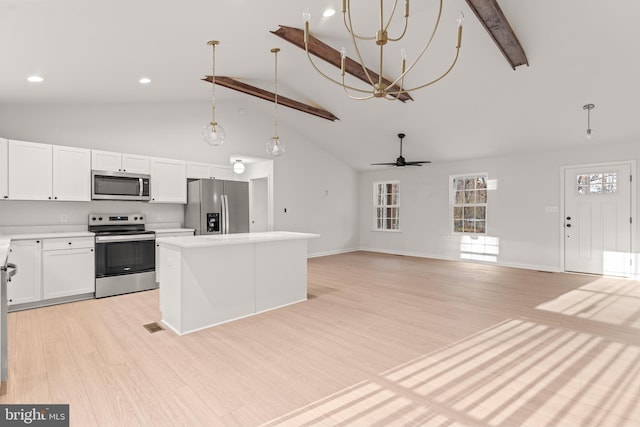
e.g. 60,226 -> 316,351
213,165 -> 234,180
8,140 -> 53,200
187,162 -> 213,179
122,154 -> 150,174
52,145 -> 91,201
43,247 -> 95,299
0,138 -> 7,199
91,150 -> 122,172
7,239 -> 42,306
150,158 -> 187,203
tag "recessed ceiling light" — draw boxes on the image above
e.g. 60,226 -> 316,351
27,75 -> 44,83
139,77 -> 151,84
323,8 -> 336,17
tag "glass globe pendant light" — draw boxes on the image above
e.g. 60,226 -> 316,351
267,47 -> 285,157
203,40 -> 226,146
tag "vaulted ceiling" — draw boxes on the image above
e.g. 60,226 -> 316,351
1,0 -> 639,170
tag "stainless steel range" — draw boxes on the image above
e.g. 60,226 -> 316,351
89,213 -> 156,298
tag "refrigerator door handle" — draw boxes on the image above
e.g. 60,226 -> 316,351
220,195 -> 225,234
224,195 -> 230,234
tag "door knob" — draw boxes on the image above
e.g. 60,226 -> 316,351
566,224 -> 572,228
566,216 -> 571,220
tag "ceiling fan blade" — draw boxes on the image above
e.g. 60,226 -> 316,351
370,162 -> 398,166
404,161 -> 432,165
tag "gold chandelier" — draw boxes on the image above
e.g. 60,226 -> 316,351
303,0 -> 463,100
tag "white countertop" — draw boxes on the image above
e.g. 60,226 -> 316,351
157,231 -> 320,248
151,228 -> 195,234
4,231 -> 95,241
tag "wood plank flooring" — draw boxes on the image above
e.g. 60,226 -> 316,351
1,251 -> 640,426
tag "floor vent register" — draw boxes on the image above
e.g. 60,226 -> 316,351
143,322 -> 165,333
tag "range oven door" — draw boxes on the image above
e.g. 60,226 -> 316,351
95,234 -> 155,278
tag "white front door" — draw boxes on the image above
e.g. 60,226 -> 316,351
564,162 -> 632,276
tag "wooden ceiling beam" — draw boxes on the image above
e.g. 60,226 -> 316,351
464,0 -> 528,69
203,76 -> 339,122
271,25 -> 413,103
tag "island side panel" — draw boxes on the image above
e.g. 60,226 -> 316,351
254,239 -> 308,313
180,244 -> 256,334
159,244 -> 183,333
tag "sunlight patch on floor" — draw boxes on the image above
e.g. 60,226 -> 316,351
537,277 -> 640,328
261,318 -> 640,426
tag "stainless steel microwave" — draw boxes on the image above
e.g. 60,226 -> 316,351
91,170 -> 151,201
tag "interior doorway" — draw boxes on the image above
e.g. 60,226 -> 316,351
250,177 -> 269,232
563,161 -> 634,276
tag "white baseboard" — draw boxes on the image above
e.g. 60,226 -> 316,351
307,248 -> 359,259
357,246 -> 561,273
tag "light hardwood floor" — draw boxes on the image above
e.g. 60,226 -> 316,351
2,251 -> 640,426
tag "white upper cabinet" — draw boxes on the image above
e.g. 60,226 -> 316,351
213,165 -> 234,181
8,140 -> 91,201
150,157 -> 187,203
52,145 -> 91,201
122,154 -> 151,174
0,138 -> 7,199
92,150 -> 150,174
187,161 -> 214,179
8,140 -> 53,200
91,150 -> 121,172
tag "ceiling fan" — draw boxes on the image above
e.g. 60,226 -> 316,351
371,133 -> 432,167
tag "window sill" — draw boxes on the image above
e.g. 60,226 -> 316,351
372,229 -> 402,233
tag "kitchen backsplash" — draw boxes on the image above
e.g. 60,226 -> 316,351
0,200 -> 184,231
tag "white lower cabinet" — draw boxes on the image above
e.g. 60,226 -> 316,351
42,237 -> 95,299
7,239 -> 42,306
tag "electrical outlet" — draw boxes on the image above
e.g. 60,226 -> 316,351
60,214 -> 68,223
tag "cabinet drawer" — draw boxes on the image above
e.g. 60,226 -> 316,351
43,237 -> 95,251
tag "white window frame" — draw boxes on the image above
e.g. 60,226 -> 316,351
450,173 -> 488,235
373,180 -> 401,232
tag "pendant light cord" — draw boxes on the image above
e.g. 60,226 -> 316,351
273,48 -> 280,139
210,41 -> 218,125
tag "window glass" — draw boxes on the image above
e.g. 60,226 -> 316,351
374,181 -> 400,231
451,174 -> 488,234
577,172 -> 616,195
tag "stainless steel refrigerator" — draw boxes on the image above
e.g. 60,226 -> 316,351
185,179 -> 250,235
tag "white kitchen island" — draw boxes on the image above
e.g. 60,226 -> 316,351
157,231 -> 319,335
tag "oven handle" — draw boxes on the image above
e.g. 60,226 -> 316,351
96,235 -> 156,243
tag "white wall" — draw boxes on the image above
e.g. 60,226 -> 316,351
359,140 -> 640,272
0,100 -> 360,255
